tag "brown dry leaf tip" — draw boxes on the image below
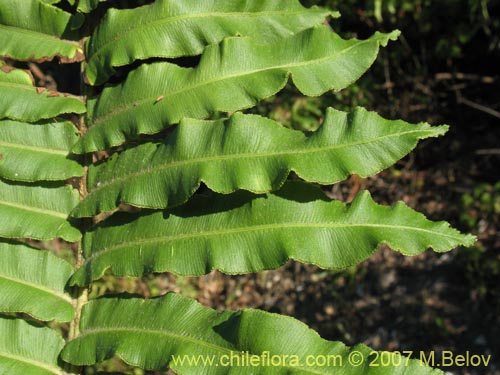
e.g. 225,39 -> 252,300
0,154 -> 3,160
60,49 -> 85,64
3,52 -> 56,64
3,47 -> 84,64
0,64 -> 15,73
155,95 -> 165,103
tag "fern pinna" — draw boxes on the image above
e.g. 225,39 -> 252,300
0,1 -> 474,374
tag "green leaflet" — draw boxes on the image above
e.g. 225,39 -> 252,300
86,0 -> 337,85
0,318 -> 65,375
0,0 -> 83,62
0,241 -> 74,322
0,66 -> 85,122
71,183 -> 475,285
75,26 -> 400,153
77,0 -> 106,13
0,179 -> 81,242
62,293 -> 442,374
0,120 -> 83,182
74,107 -> 448,217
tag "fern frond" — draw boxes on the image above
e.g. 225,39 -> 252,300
0,318 -> 66,375
0,241 -> 74,322
0,120 -> 83,182
71,183 -> 475,285
0,64 -> 85,122
0,179 -> 81,242
0,0 -> 83,62
74,107 -> 446,216
86,0 -> 336,85
62,293 -> 443,374
75,27 -> 400,152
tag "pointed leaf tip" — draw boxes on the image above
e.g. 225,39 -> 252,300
75,107 -> 447,217
78,26 -> 401,152
72,183 -> 474,285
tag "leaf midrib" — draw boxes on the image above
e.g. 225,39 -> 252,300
89,9 -> 327,59
86,129 -> 430,195
87,222 -> 461,262
0,81 -> 86,102
75,327 -> 330,375
0,24 -> 81,46
0,81 -> 37,91
0,140 -> 68,155
0,272 -> 72,304
0,351 -> 62,375
89,36 -> 376,128
0,199 -> 68,219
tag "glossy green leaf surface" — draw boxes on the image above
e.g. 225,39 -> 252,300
71,183 -> 475,285
76,27 -> 400,153
62,293 -> 442,374
0,241 -> 74,322
0,65 -> 85,122
0,318 -> 65,375
86,0 -> 336,85
74,107 -> 447,217
0,120 -> 83,182
0,0 -> 83,62
0,179 -> 81,242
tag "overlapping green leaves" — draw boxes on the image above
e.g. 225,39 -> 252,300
0,6 -> 83,373
85,0 -> 336,85
0,318 -> 66,375
0,64 -> 85,122
62,293 -> 442,374
0,179 -> 81,242
0,63 -> 84,242
0,0 -> 83,62
74,107 -> 447,217
76,27 -> 400,152
71,183 -> 474,285
0,241 -> 74,322
0,120 -> 83,182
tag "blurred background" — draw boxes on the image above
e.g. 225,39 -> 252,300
18,0 -> 500,374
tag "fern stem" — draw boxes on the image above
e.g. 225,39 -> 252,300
67,61 -> 90,375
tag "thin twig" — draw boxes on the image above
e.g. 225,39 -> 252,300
476,149 -> 500,155
435,72 -> 496,83
458,96 -> 500,120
